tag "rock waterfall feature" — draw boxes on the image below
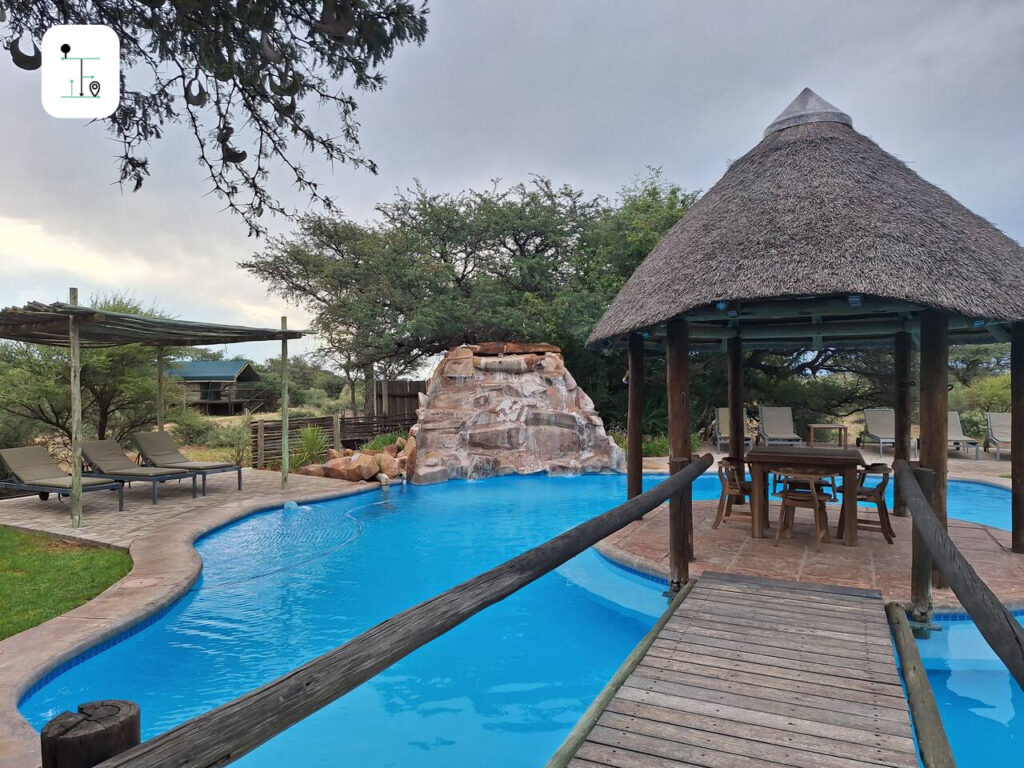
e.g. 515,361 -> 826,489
410,342 -> 625,485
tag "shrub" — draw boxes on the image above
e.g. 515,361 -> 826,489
294,426 -> 330,467
209,414 -> 252,466
358,432 -> 404,452
287,407 -> 319,419
607,431 -> 699,456
958,410 -> 987,442
168,408 -> 216,446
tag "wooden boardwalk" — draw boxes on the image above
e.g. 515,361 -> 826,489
569,572 -> 919,768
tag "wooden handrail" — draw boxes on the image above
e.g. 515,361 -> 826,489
894,459 -> 1024,691
95,454 -> 713,768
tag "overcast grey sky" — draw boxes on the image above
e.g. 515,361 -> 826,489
1,0 -> 1022,363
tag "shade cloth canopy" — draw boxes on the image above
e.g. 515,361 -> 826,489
0,301 -> 303,348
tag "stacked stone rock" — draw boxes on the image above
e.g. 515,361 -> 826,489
410,342 -> 624,484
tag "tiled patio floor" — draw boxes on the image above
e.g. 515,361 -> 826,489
609,451 -> 1024,610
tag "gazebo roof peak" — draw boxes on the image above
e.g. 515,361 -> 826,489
764,87 -> 852,137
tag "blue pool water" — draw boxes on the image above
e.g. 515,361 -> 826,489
18,472 -> 1018,765
20,473 -> 697,767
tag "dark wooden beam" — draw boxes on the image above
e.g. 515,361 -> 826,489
666,319 -> 692,590
919,310 -> 948,589
1012,323 -> 1024,553
627,333 -> 645,500
893,331 -> 912,517
727,335 -> 744,465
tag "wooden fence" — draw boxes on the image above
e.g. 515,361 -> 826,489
77,455 -> 712,767
250,413 -> 417,468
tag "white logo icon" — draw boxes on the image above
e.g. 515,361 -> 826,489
41,25 -> 120,119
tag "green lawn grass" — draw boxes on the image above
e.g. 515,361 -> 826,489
0,527 -> 132,641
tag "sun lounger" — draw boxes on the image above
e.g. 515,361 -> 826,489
987,412 -> 1011,460
0,446 -> 123,510
862,408 -> 900,456
757,406 -> 804,446
132,431 -> 242,494
83,440 -> 198,504
714,407 -> 753,452
948,411 -> 980,460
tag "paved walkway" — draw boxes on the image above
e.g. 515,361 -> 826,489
569,573 -> 919,768
0,468 -> 375,768
607,451 -> 1024,610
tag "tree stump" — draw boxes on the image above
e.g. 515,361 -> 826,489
41,700 -> 140,768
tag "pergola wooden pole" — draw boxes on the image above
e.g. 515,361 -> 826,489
1011,323 -> 1024,553
666,319 -> 692,590
626,333 -> 645,499
919,310 -> 948,589
68,288 -> 83,527
155,347 -> 164,432
727,335 -> 744,464
893,331 -> 912,516
280,317 -> 289,490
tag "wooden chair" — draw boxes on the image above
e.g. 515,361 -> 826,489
837,463 -> 895,544
775,471 -> 832,551
713,458 -> 752,529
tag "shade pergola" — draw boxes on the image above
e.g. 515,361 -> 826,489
587,89 -> 1024,613
0,289 -> 305,525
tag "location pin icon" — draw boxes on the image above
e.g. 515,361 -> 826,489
89,80 -> 101,98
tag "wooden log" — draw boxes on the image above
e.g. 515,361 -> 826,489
280,317 -> 289,489
155,348 -> 164,432
727,335 -> 744,464
894,459 -> 1024,692
666,319 -> 692,589
68,287 -> 83,528
41,700 -> 140,768
893,331 -> 912,517
256,420 -> 265,469
1013,323 -> 1024,553
909,466 -> 933,623
627,333 -> 645,500
95,456 -> 714,768
885,604 -> 955,768
918,310 -> 947,589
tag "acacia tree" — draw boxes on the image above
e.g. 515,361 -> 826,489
2,1 -> 428,235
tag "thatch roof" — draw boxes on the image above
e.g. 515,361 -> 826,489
588,88 -> 1024,349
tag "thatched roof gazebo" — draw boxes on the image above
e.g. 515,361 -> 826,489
588,89 -> 1024,602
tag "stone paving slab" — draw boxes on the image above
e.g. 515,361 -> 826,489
0,468 -> 376,768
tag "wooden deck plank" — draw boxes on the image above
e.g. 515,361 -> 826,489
565,574 -> 919,768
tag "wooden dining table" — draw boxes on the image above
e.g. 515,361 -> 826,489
745,445 -> 866,545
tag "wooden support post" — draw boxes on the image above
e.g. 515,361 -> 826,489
41,700 -> 140,768
381,379 -> 390,416
256,420 -> 265,469
1013,323 -> 1024,553
893,331 -> 912,516
727,335 -> 744,465
626,333 -> 645,499
280,317 -> 289,490
919,310 -> 948,588
910,466 -> 934,623
666,319 -> 692,590
155,347 -> 164,432
68,288 -> 83,528
332,413 -> 342,452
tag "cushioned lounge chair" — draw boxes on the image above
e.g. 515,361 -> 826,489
132,431 -> 242,494
987,412 -> 1012,460
83,440 -> 198,504
861,408 -> 919,458
0,446 -> 123,510
757,407 -> 804,446
714,407 -> 753,452
948,411 -> 980,460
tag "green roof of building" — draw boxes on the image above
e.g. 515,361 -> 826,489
169,360 -> 257,382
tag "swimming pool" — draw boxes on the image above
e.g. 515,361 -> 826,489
20,473 -> 685,767
18,472 -> 1016,765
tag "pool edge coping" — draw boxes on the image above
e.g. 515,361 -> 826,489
0,477 -> 379,768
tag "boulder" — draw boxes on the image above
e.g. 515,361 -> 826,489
377,453 -> 401,478
350,452 -> 380,480
327,448 -> 344,461
295,463 -> 327,477
382,444 -> 399,458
